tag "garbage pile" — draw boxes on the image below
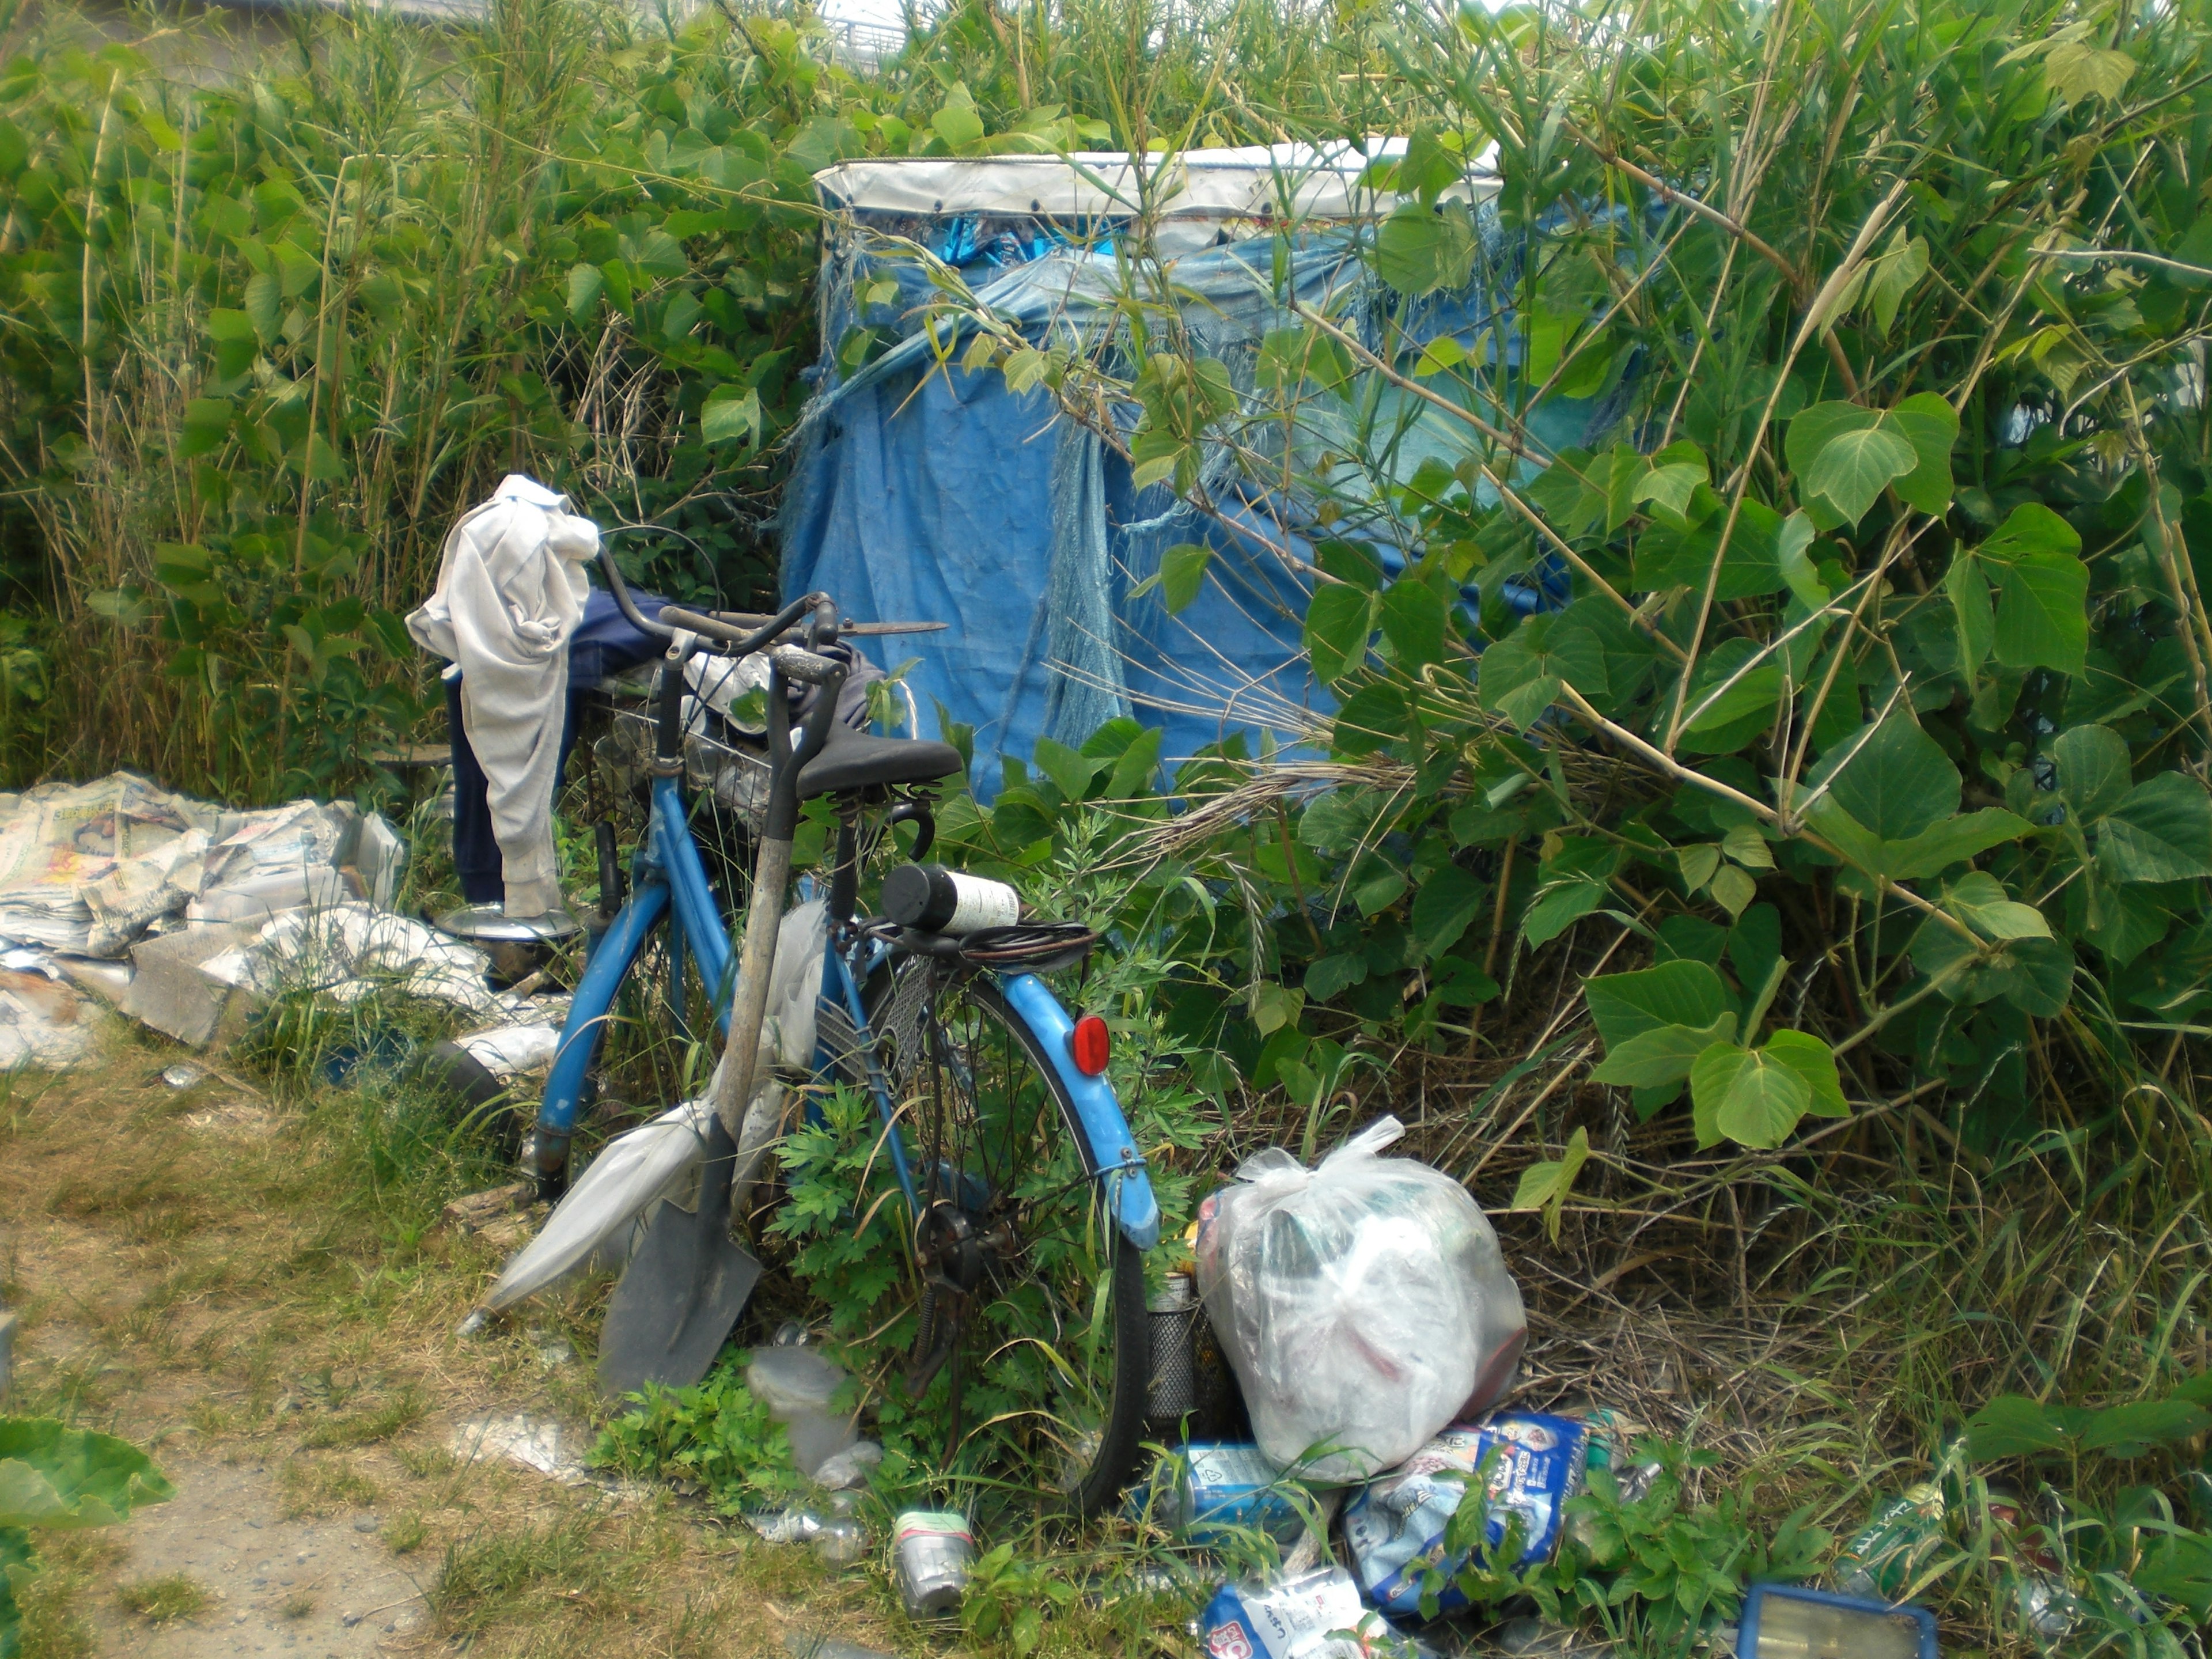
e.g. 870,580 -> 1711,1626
698,1117 -> 1986,1658
0,770 -> 556,1070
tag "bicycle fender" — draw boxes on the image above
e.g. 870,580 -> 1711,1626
997,973 -> 1160,1252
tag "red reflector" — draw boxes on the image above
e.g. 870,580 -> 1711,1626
1070,1014 -> 1111,1077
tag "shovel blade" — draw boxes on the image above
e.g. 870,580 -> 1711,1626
596,1197 -> 762,1399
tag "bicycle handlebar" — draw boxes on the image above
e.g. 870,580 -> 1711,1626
768,645 -> 842,685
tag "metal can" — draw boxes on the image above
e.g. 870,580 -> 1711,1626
892,1509 -> 974,1619
1834,1483 -> 1946,1601
1581,1407 -> 1662,1503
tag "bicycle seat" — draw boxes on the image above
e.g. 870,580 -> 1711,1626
797,722 -> 965,800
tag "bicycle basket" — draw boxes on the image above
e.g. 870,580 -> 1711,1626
598,706 -> 772,832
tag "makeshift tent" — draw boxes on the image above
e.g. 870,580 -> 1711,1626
779,143 -> 1611,795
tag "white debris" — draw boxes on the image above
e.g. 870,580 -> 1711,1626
200,904 -> 506,1017
457,1021 -> 562,1078
0,774 -> 214,953
0,968 -> 95,1070
448,1412 -> 585,1481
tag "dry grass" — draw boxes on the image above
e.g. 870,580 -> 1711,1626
0,1033 -> 913,1658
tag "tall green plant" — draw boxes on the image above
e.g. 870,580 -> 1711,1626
935,0 -> 2212,1173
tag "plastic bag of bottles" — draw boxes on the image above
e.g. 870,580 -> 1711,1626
1194,1116 -> 1525,1481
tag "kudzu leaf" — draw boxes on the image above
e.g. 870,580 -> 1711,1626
1589,1015 -> 1737,1087
2086,874 -> 2172,966
1479,613 -> 1604,729
1991,549 -> 2090,676
1380,579 -> 1449,668
2054,724 -> 2132,821
1721,823 -> 1775,871
2077,1399 -> 2210,1456
1876,808 -> 2033,881
930,99 -> 984,149
1160,543 -> 1212,615
1763,1029 -> 1849,1118
700,388 -> 760,446
1775,511 -> 1827,607
1411,864 -> 1486,959
1945,870 -> 2052,940
1709,863 -> 1757,918
0,1421 -> 172,1532
1684,662 -> 1783,736
1585,960 -> 1733,1047
1964,1395 -> 2081,1460
1249,983 -> 1304,1036
1304,952 -> 1368,1002
1946,551 -> 1995,674
2137,1536 -> 2212,1619
1787,403 -> 1912,528
1304,585 -> 1374,686
1815,715 -> 1961,842
1521,876 -> 1609,947
2046,39 -> 2135,107
1887,392 -> 1958,517
1866,232 -> 1930,336
1690,1041 -> 1813,1149
1677,844 -> 1722,893
565,263 -> 604,324
1974,503 -> 2089,675
1509,1126 -> 1592,1246
1331,682 -> 1409,757
1802,424 -> 1916,528
1029,741 -> 1090,804
2099,772 -> 2212,882
1374,199 -> 1477,296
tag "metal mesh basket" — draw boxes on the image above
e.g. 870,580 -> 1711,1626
597,706 -> 772,831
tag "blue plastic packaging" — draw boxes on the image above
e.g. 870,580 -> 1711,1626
1131,1442 -> 1308,1544
1340,1411 -> 1589,1619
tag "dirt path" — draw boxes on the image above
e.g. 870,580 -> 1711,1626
84,1457 -> 426,1657
0,1037 -> 904,1658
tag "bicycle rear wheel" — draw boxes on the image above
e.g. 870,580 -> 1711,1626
862,960 -> 1147,1519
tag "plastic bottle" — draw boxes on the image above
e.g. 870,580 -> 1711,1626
746,1347 -> 857,1478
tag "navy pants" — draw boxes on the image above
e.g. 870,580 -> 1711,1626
445,586 -> 669,906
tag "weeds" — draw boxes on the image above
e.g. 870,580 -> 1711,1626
115,1573 -> 210,1625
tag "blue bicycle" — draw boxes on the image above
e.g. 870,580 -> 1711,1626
524,550 -> 1160,1515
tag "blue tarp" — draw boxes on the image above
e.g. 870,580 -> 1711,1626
780,209 -> 1619,797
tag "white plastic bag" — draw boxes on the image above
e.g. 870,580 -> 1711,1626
1194,1116 -> 1525,1481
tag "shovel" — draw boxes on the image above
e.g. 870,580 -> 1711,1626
596,624 -> 847,1399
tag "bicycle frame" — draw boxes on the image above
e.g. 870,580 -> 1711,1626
527,642 -> 1158,1252
529,771 -> 732,1184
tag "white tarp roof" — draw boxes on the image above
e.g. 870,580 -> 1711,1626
812,138 -> 1499,224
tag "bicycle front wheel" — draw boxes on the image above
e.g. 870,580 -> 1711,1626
869,962 -> 1147,1520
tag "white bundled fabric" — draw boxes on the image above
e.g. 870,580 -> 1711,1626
479,897 -> 830,1311
1194,1116 -> 1527,1482
482,1097 -> 711,1312
406,475 -> 600,918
